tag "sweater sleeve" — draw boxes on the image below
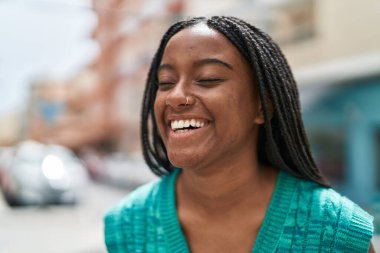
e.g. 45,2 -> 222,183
344,201 -> 374,253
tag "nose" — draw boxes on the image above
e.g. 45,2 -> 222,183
165,81 -> 195,109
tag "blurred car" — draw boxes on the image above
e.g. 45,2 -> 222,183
0,140 -> 88,206
80,149 -> 157,189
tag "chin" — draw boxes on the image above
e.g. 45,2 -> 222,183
167,150 -> 202,169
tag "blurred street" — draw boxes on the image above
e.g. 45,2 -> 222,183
0,177 -> 151,253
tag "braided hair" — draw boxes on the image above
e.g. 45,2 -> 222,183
141,16 -> 329,187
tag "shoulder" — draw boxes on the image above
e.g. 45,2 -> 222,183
292,175 -> 374,252
104,172 -> 171,224
103,180 -> 159,252
104,179 -> 160,221
103,171 -> 174,252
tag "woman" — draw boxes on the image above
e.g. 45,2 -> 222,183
104,16 -> 375,252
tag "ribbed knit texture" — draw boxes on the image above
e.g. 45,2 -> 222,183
104,169 -> 374,253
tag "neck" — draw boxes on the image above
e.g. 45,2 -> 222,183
176,159 -> 278,216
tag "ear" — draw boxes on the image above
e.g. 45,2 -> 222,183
253,98 -> 274,124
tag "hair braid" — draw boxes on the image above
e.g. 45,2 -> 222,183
248,25 -> 317,169
211,17 -> 306,176
222,17 -> 324,182
247,24 -> 320,174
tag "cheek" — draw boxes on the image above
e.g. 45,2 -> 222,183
217,88 -> 257,137
153,93 -> 167,137
226,89 -> 257,119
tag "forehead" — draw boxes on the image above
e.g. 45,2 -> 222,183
162,23 -> 243,61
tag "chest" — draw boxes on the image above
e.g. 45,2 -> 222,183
179,214 -> 261,253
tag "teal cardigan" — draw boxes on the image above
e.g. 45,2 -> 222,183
104,169 -> 374,252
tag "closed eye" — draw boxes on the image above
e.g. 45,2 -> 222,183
158,81 -> 175,85
197,78 -> 225,84
157,81 -> 175,90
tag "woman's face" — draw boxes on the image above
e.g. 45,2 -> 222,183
154,23 -> 264,171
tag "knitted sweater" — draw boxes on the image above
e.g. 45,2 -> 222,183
104,169 -> 374,252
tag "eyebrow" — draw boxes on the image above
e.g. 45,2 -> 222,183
158,63 -> 175,72
194,58 -> 233,70
158,57 -> 233,72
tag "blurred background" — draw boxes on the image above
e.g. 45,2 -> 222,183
0,0 -> 379,252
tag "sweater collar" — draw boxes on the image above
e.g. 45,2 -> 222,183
159,169 -> 298,253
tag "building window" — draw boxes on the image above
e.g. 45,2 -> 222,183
265,0 -> 316,45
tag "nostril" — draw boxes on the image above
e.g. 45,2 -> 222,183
181,96 -> 195,107
165,96 -> 194,109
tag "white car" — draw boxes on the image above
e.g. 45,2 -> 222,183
0,140 -> 88,206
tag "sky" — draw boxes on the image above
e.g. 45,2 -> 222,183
0,0 -> 98,116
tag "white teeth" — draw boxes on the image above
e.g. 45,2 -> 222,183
170,119 -> 207,131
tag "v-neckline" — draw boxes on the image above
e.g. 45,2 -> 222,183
159,169 -> 298,253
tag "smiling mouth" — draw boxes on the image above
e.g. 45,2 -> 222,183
170,119 -> 207,132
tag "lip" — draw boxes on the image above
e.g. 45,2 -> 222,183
168,123 -> 209,140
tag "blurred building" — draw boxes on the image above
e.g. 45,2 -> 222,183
282,0 -> 380,68
281,0 -> 380,208
26,79 -> 66,143
300,53 -> 380,206
25,72 -> 122,152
